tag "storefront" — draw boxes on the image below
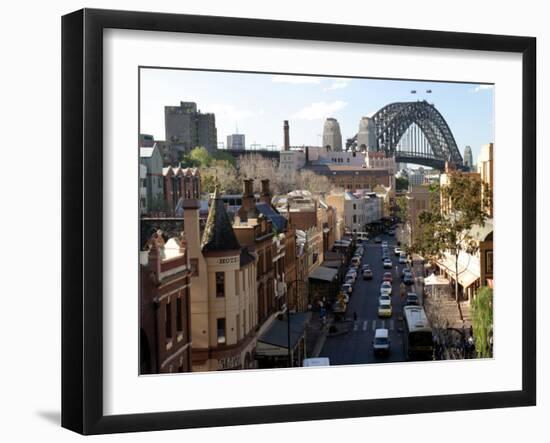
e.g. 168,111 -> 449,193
255,313 -> 310,368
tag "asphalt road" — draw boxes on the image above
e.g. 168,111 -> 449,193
319,233 -> 411,365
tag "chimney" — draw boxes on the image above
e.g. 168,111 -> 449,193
283,120 -> 290,151
260,179 -> 271,205
238,178 -> 255,219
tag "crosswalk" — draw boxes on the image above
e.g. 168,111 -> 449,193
352,319 -> 396,332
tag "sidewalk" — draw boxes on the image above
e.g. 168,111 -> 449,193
305,310 -> 329,358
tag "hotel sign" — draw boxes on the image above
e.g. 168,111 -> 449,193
217,355 -> 241,370
216,256 -> 239,265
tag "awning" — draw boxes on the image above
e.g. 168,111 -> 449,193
322,259 -> 343,269
424,273 -> 450,286
308,266 -> 338,282
256,313 -> 310,356
436,255 -> 480,288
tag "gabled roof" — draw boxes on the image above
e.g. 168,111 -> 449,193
201,187 -> 241,253
140,147 -> 156,158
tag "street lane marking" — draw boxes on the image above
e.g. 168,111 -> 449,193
362,320 -> 368,331
382,319 -> 386,329
353,322 -> 358,331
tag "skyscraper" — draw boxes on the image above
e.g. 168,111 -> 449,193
464,145 -> 473,170
164,101 -> 218,153
322,118 -> 343,151
227,133 -> 245,150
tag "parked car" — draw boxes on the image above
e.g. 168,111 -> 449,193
374,236 -> 382,243
401,267 -> 412,279
388,229 -> 395,236
363,268 -> 373,280
405,293 -> 420,306
399,253 -> 408,264
372,328 -> 391,356
342,283 -> 353,295
377,299 -> 392,318
362,264 -> 370,271
383,271 -> 393,283
383,258 -> 392,269
345,273 -> 356,284
351,256 -> 361,268
394,247 -> 402,256
403,273 -> 414,286
381,241 -> 388,248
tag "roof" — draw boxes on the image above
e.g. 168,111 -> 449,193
308,266 -> 338,282
240,248 -> 256,267
201,187 -> 241,253
256,202 -> 288,232
140,147 -> 155,158
303,164 -> 390,175
257,312 -> 310,349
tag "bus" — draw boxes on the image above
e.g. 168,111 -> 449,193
302,357 -> 330,367
402,305 -> 434,361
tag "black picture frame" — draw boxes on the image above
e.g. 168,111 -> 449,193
61,8 -> 536,435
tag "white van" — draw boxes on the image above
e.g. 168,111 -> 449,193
302,357 -> 331,367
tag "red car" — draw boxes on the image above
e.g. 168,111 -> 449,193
383,272 -> 393,283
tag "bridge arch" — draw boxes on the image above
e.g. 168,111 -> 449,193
348,100 -> 463,170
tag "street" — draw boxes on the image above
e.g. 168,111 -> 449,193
319,233 -> 410,365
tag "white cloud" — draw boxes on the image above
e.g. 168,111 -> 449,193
472,84 -> 494,93
324,79 -> 350,91
292,100 -> 347,120
206,104 -> 256,120
271,75 -> 321,84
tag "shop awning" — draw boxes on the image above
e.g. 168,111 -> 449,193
308,266 -> 338,282
436,255 -> 480,288
256,313 -> 310,356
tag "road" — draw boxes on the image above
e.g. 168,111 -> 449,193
319,233 -> 411,365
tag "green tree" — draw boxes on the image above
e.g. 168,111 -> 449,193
181,146 -> 212,168
410,172 -> 489,307
396,176 -> 409,191
471,286 -> 493,358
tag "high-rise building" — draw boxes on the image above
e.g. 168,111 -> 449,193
322,118 -> 343,151
464,145 -> 474,170
227,133 -> 245,150
164,101 -> 218,153
357,116 -> 376,151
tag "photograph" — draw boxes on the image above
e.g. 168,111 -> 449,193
138,68 -> 494,374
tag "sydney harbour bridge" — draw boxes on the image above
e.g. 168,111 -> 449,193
346,100 -> 464,170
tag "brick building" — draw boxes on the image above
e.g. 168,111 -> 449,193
162,166 -> 201,215
140,231 -> 192,374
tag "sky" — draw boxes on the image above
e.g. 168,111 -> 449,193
139,68 -> 494,165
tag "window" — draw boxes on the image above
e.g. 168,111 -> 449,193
216,272 -> 225,297
176,297 -> 182,332
236,314 -> 240,341
235,270 -> 240,295
217,318 -> 226,344
165,302 -> 172,339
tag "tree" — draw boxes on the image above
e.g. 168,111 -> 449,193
181,146 -> 212,168
471,286 -> 493,358
201,161 -> 241,194
410,172 -> 489,307
295,170 -> 332,195
396,176 -> 409,191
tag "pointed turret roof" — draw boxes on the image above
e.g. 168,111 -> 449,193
201,186 -> 241,253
